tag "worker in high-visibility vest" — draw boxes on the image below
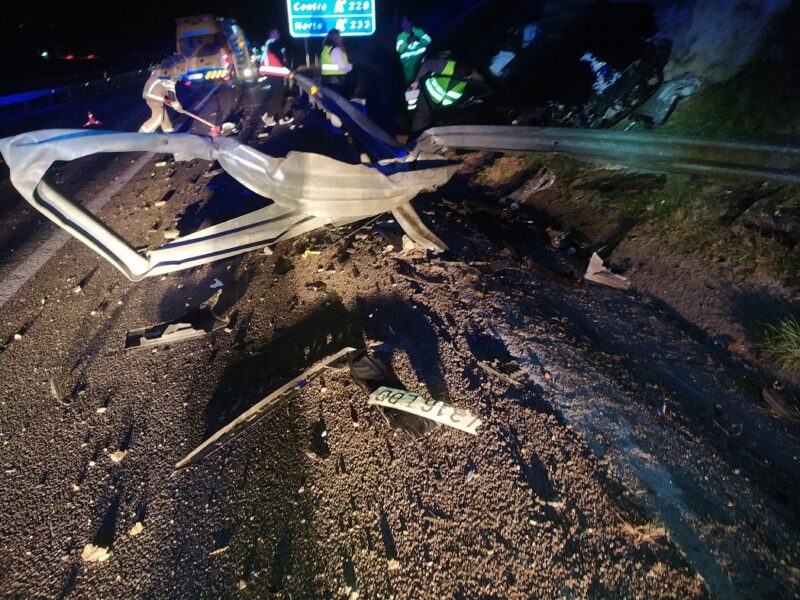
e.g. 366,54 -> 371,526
320,28 -> 352,95
139,55 -> 186,134
396,16 -> 431,86
409,55 -> 470,134
259,28 -> 294,127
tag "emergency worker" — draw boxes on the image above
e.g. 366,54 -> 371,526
410,54 -> 472,134
396,16 -> 431,85
139,55 -> 186,133
320,29 -> 352,95
259,28 -> 294,127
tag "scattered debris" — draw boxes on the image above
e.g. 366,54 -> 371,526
761,388 -> 797,421
306,281 -> 327,292
401,235 -> 416,253
302,249 -> 321,259
210,278 -> 224,289
221,122 -> 237,134
504,166 -> 556,209
83,112 -> 102,127
634,74 -> 701,126
49,374 -> 69,406
387,559 -> 401,571
714,420 -> 743,438
129,522 -> 143,537
154,161 -> 168,168
545,227 -> 565,249
163,228 -> 180,240
274,256 -> 294,275
368,387 -> 482,435
81,544 -> 111,563
584,252 -> 631,289
174,347 -> 356,470
619,519 -> 668,545
208,546 -> 229,557
477,357 -> 524,386
124,291 -> 228,349
109,450 -> 126,463
96,407 -> 107,414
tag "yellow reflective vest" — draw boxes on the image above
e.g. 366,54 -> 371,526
424,60 -> 466,106
321,45 -> 349,76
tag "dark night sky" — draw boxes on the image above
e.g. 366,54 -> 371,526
0,0 -> 488,58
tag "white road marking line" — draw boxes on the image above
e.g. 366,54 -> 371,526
0,85 -> 221,310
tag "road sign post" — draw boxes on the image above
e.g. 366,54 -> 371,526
287,0 -> 376,38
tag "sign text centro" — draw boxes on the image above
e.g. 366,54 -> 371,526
287,0 -> 376,38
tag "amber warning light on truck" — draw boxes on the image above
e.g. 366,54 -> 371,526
287,0 -> 375,38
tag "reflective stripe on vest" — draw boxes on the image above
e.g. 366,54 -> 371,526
321,45 -> 348,75
424,61 -> 466,106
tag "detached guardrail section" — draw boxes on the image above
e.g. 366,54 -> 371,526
0,70 -> 150,121
0,129 -> 456,280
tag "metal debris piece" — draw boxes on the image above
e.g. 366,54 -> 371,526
633,74 -> 701,126
368,386 -> 482,435
762,387 -> 798,421
0,130 -> 457,281
505,167 -> 556,208
174,347 -> 356,470
584,252 -> 631,290
478,358 -> 524,385
124,291 -> 228,349
392,202 -> 447,253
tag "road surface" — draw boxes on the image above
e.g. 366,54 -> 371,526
0,77 -> 798,599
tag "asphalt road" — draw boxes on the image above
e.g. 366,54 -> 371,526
0,79 -> 798,599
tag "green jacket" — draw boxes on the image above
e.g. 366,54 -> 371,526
396,27 -> 431,84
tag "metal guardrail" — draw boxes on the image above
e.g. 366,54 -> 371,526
0,69 -> 150,120
292,72 -> 406,161
416,126 -> 800,184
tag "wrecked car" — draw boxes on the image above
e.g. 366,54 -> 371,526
412,0 -> 668,129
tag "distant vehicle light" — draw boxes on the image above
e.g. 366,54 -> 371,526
40,51 -> 49,59
188,73 -> 205,80
87,54 -> 96,59
243,67 -> 253,78
65,54 -> 74,60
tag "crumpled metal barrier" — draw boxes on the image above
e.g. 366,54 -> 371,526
0,129 -> 457,280
416,126 -> 800,184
